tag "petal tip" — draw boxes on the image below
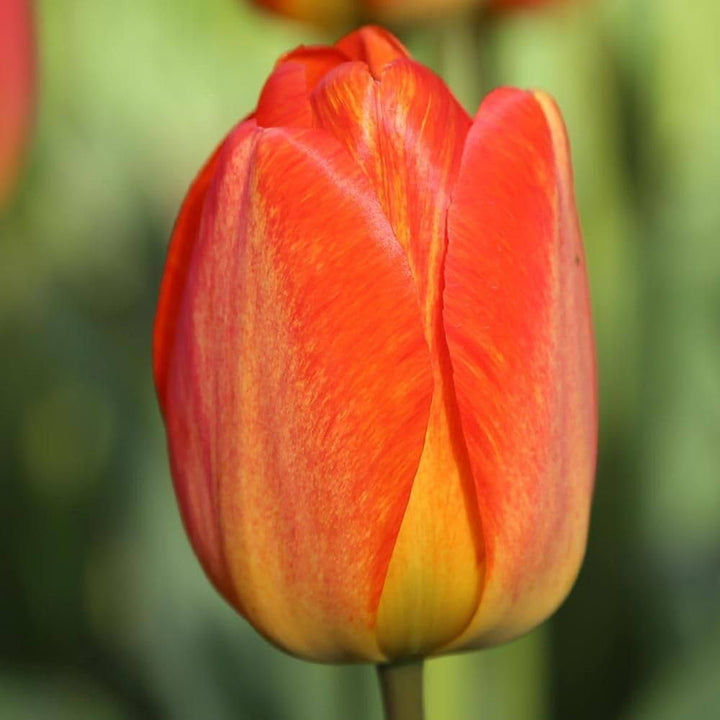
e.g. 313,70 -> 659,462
335,25 -> 410,79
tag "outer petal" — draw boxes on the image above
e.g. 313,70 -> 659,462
312,57 -> 483,658
443,88 -> 596,650
154,125 -> 250,409
0,0 -> 35,206
162,125 -> 434,661
154,120 -> 259,605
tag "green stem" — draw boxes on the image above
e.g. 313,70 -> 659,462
376,660 -> 425,720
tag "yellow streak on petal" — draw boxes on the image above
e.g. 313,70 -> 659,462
375,387 -> 481,659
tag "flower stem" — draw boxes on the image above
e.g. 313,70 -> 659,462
376,660 -> 425,720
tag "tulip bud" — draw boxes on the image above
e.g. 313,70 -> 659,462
154,25 -> 596,663
0,0 -> 35,207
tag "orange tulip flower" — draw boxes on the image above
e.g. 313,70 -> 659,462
0,0 -> 35,207
154,25 -> 597,663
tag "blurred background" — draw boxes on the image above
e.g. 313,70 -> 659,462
2,0 -> 720,718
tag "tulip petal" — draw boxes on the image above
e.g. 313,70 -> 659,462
279,46 -> 352,87
154,120 -> 256,410
312,57 -> 484,657
163,125 -> 434,660
374,378 -> 484,657
443,88 -> 597,649
311,58 -> 471,329
334,25 -> 410,79
0,0 -> 35,205
256,48 -> 349,129
154,120 -> 260,608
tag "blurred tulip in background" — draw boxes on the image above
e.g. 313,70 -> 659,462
250,0 -> 473,26
486,0 -> 562,11
250,0 -> 562,27
154,26 -> 596,664
0,0 -> 35,207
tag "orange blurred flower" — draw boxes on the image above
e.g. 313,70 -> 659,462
486,0 -> 562,11
154,26 -> 597,663
0,0 -> 35,207
250,0 -> 563,25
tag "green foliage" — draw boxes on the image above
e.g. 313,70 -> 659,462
2,0 -> 719,717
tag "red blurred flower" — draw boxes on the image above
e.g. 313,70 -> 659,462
0,0 -> 35,207
154,26 -> 596,663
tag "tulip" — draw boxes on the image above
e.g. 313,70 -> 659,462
248,0 -> 562,26
486,0 -> 562,11
154,25 -> 596,664
250,0 -> 474,25
0,0 -> 35,207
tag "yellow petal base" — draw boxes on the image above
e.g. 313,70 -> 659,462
375,387 -> 483,658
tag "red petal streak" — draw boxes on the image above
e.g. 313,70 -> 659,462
167,125 -> 433,660
443,88 -> 597,648
335,25 -> 410,79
